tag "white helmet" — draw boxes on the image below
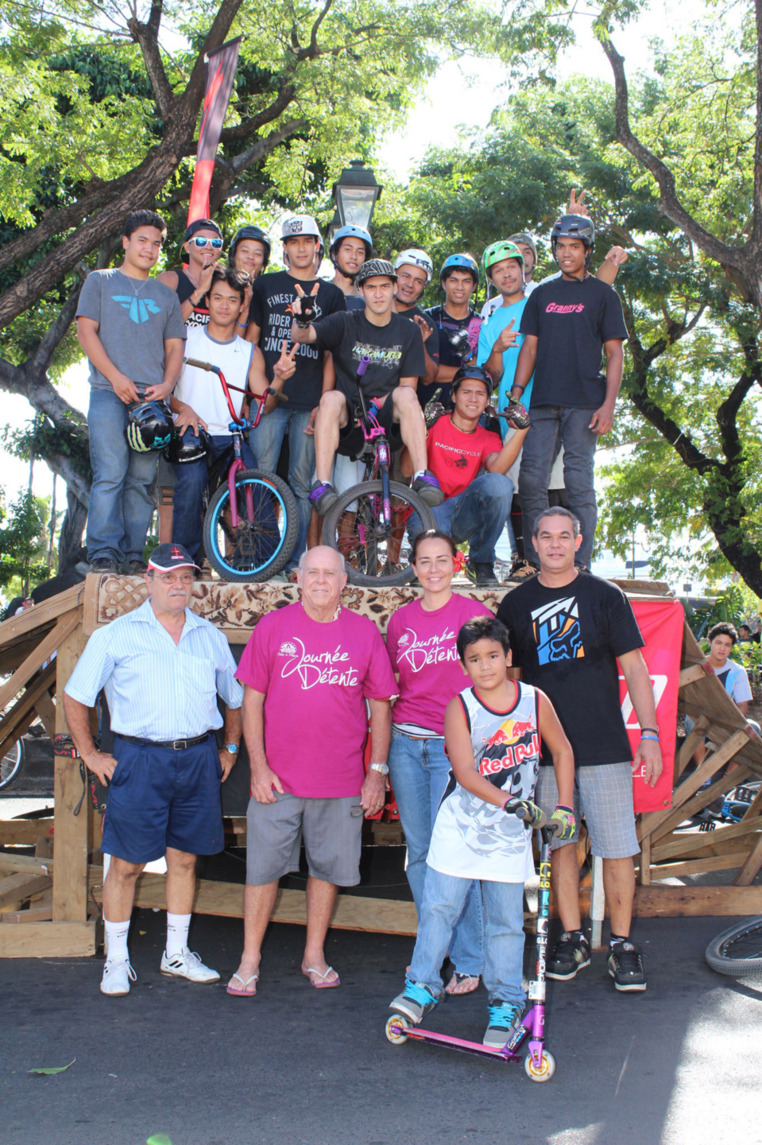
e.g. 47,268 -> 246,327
281,214 -> 322,241
393,248 -> 433,283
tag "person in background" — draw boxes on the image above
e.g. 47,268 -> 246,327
158,218 -> 225,329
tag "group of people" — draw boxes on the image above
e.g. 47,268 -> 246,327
75,191 -> 628,586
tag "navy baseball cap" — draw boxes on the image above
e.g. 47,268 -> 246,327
183,218 -> 223,243
147,543 -> 200,572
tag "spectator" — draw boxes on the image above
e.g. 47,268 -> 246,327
329,225 -> 373,311
228,224 -> 272,333
425,254 -> 483,410
481,232 -> 539,319
157,218 -> 225,329
392,249 -> 440,397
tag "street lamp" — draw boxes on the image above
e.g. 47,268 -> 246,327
327,209 -> 342,248
332,160 -> 383,232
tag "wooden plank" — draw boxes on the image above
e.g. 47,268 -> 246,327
34,691 -> 57,739
647,853 -> 751,880
733,831 -> 762,887
0,612 -> 79,711
639,835 -> 651,885
0,872 -> 52,911
0,662 -> 56,756
52,622 -> 90,923
1,890 -> 53,924
675,717 -> 709,779
633,883 -> 762,916
651,817 -> 762,862
679,664 -> 710,688
0,818 -> 55,846
0,582 -> 85,643
642,763 -> 756,846
0,920 -> 95,957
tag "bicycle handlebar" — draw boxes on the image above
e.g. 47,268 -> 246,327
182,357 -> 288,428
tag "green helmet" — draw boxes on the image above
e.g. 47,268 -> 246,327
482,240 -> 524,279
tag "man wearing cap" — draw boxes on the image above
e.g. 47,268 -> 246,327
158,218 -> 225,329
245,214 -> 346,568
63,542 -> 244,997
425,254 -> 483,410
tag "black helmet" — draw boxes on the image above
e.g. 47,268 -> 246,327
356,258 -> 397,287
550,214 -> 595,266
229,225 -> 271,270
125,400 -> 174,453
451,364 -> 493,398
164,426 -> 212,464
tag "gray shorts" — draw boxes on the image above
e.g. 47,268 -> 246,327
246,792 -> 363,886
536,762 -> 639,859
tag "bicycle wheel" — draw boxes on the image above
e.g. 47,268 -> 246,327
321,479 -> 435,587
0,739 -> 23,791
203,469 -> 299,582
705,917 -> 762,976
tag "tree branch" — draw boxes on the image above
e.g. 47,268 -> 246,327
128,2 -> 176,120
296,0 -> 334,60
31,286 -> 83,374
218,84 -> 297,141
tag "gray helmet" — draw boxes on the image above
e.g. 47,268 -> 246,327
550,214 -> 594,266
508,232 -> 538,261
356,258 -> 397,287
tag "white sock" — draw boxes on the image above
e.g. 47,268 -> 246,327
104,918 -> 131,963
166,912 -> 191,957
413,469 -> 428,481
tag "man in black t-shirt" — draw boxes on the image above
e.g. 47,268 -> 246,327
245,214 -> 346,567
508,214 -> 628,571
497,506 -> 662,993
157,218 -> 225,329
289,259 -> 443,514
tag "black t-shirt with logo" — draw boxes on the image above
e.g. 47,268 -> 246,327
497,573 -> 643,767
249,271 -> 346,409
425,305 -> 483,407
175,268 -> 209,329
311,310 -> 425,410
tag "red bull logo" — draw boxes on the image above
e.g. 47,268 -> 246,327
484,717 -> 535,750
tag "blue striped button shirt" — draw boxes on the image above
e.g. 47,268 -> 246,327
65,599 -> 243,740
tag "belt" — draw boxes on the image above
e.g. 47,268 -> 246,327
116,731 -> 215,751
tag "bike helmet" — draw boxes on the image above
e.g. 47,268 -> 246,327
330,225 -> 373,262
508,232 -> 538,262
451,364 -> 493,398
482,240 -> 525,279
229,225 -> 271,269
439,253 -> 479,286
550,214 -> 595,266
164,426 -> 213,465
280,214 -> 322,241
393,249 -> 433,284
356,258 -> 397,287
125,400 -> 175,453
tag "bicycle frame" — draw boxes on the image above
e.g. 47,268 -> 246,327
351,355 -> 394,527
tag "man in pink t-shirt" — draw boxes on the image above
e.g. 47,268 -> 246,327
227,545 -> 397,997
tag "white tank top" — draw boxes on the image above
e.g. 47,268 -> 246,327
426,682 -> 540,883
176,326 -> 254,435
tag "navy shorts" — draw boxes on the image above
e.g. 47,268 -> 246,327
102,734 -> 224,864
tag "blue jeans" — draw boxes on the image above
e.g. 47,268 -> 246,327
408,472 -> 513,563
172,432 -> 256,562
87,387 -> 158,564
409,867 -> 526,1005
389,729 -> 483,975
250,404 -> 314,566
518,406 -> 598,569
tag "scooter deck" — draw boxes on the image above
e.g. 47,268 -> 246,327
387,1019 -> 521,1062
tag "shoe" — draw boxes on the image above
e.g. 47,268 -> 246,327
90,557 -> 118,574
608,940 -> 647,993
160,948 -> 220,983
412,470 -> 444,507
389,980 -> 438,1025
547,932 -> 591,980
309,480 -> 339,515
122,559 -> 147,575
508,557 -> 538,581
483,999 -> 524,1047
100,959 -> 137,997
466,559 -> 498,586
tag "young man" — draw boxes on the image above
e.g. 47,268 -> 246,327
425,254 -> 483,408
228,224 -> 271,330
76,209 -> 186,574
289,258 -> 443,514
497,506 -> 662,992
477,241 -> 530,405
157,218 -> 225,328
168,266 -> 296,562
245,214 -> 346,565
392,249 -> 440,400
509,214 -> 628,572
481,232 -> 539,319
329,225 -> 373,310
407,365 -> 527,585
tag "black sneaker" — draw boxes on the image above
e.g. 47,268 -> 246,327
90,557 -> 118,574
466,560 -> 498,586
608,940 -> 647,993
308,480 -> 339,516
122,559 -> 147,575
411,470 -> 444,507
547,932 -> 591,981
508,557 -> 538,582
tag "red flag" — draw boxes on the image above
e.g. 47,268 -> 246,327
187,38 -> 242,224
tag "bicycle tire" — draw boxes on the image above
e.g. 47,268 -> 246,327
321,479 -> 435,587
203,468 -> 299,582
0,739 -> 23,791
705,916 -> 762,976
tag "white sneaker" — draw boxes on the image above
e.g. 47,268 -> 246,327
100,959 -> 137,997
160,948 -> 220,983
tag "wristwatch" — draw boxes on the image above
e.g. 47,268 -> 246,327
223,743 -> 239,755
369,762 -> 389,776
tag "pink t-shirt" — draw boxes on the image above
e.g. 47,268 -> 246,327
386,594 -> 493,734
236,602 -> 397,798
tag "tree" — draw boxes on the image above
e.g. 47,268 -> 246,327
0,488 -> 52,592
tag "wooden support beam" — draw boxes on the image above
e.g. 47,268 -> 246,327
647,853 -> 751,880
0,920 -> 95,957
0,872 -> 52,911
33,691 -> 57,739
642,763 -> 756,847
0,612 -> 79,711
1,890 -> 53,924
733,832 -> 762,887
0,662 -> 56,758
679,664 -> 711,688
52,622 -> 91,923
0,818 -> 55,846
651,817 -> 762,862
674,717 -> 709,779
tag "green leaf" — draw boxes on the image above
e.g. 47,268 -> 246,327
27,1058 -> 75,1075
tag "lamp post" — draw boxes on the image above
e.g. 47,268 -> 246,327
332,160 -> 383,232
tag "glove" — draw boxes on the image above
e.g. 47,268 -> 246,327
294,294 -> 316,327
502,798 -> 544,827
505,396 -> 531,430
423,388 -> 447,430
550,803 -> 576,841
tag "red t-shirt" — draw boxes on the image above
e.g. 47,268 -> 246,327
426,416 -> 502,499
236,603 -> 397,798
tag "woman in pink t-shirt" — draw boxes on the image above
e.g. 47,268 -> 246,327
386,530 -> 491,995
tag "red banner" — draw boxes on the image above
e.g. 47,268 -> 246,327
620,599 -> 684,813
187,38 -> 241,224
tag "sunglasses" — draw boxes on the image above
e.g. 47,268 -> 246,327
189,236 -> 223,249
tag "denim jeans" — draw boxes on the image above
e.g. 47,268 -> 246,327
171,432 -> 256,562
250,405 -> 314,565
518,406 -> 598,569
408,472 -> 514,563
389,729 -> 483,976
409,867 -> 526,1005
87,387 -> 158,564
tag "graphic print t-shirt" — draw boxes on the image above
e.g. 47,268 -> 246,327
426,682 -> 539,883
249,271 -> 346,409
312,310 -> 425,408
387,594 -> 492,734
497,573 -> 643,767
425,305 -> 483,408
426,416 -> 503,500
235,603 -> 397,797
175,268 -> 210,329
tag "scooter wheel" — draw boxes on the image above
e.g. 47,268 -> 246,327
524,1049 -> 555,1082
385,1014 -> 408,1045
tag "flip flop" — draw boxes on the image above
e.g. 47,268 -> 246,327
303,965 -> 341,989
445,972 -> 481,996
226,972 -> 259,997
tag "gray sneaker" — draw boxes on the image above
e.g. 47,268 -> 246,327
483,1000 -> 524,1047
389,981 -> 438,1024
100,959 -> 137,997
160,948 -> 220,983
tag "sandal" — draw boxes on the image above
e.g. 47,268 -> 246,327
445,972 -> 481,996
